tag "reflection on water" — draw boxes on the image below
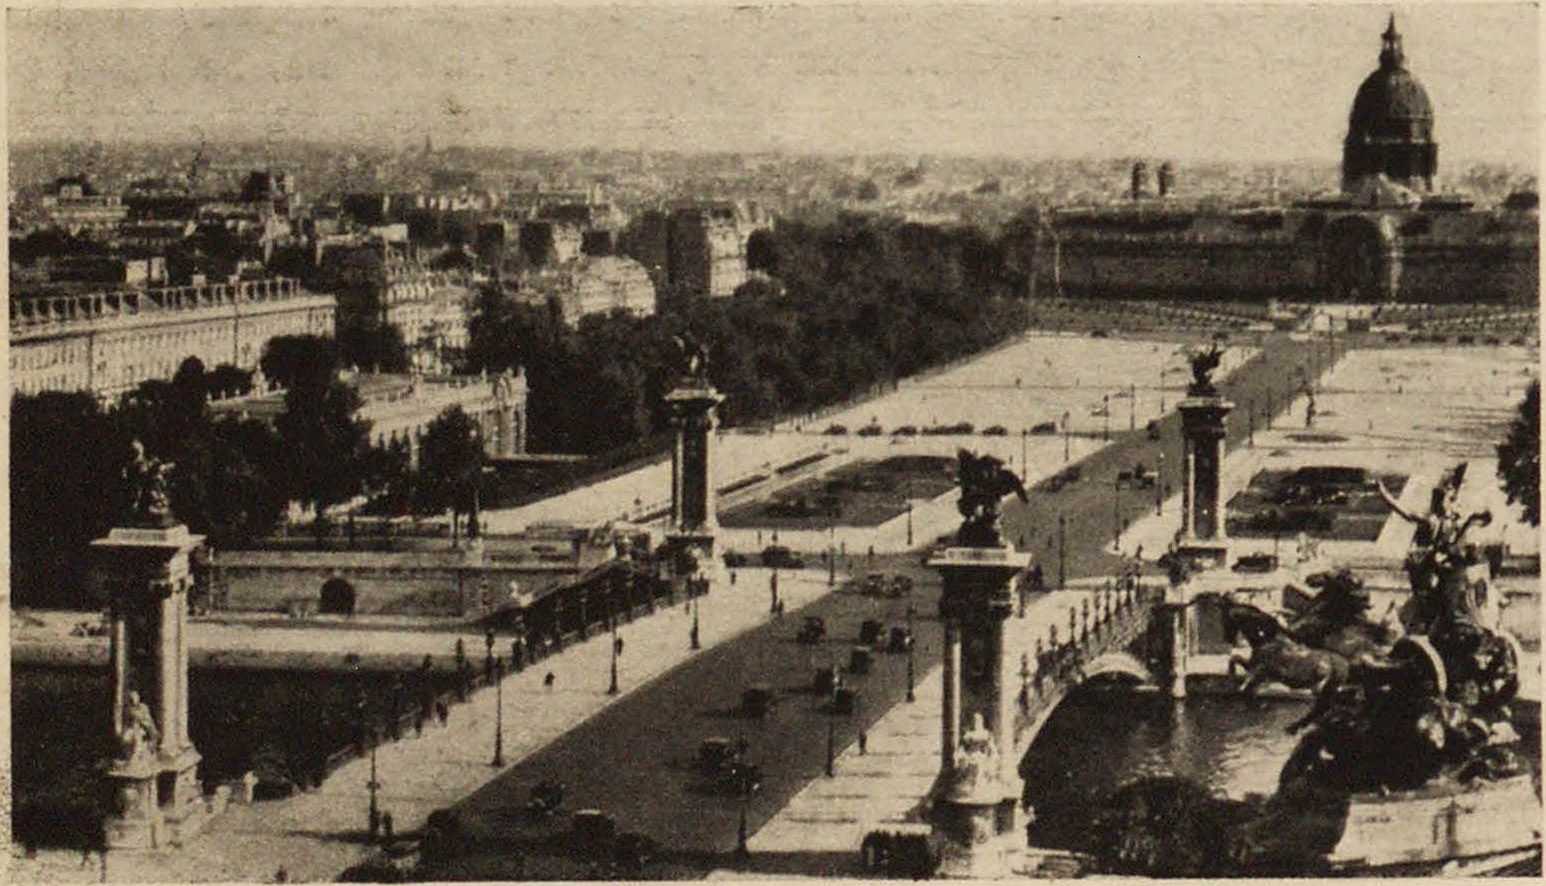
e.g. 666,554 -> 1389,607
1023,688 -> 1541,858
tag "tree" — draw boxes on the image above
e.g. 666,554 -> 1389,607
10,392 -> 132,608
337,315 -> 410,374
261,335 -> 338,391
1497,380 -> 1539,526
415,406 -> 486,535
276,378 -> 373,518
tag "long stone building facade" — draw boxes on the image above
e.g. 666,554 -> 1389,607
1027,17 -> 1540,305
9,277 -> 336,399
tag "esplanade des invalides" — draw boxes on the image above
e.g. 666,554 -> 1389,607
1032,16 -> 1538,304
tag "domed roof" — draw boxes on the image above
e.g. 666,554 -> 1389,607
1346,16 -> 1434,141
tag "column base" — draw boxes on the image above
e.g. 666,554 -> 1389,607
931,797 -> 1024,879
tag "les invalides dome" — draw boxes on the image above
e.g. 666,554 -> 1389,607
1342,15 -> 1438,194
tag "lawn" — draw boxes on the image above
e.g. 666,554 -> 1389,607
719,456 -> 957,529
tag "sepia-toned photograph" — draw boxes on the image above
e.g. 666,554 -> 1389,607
5,2 -> 1541,881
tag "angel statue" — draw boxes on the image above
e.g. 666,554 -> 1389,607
123,440 -> 175,527
671,332 -> 711,385
1186,343 -> 1225,396
956,449 -> 1029,548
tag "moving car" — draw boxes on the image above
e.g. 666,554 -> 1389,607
798,616 -> 827,644
741,685 -> 777,718
762,545 -> 805,569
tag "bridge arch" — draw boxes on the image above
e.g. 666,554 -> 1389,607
1081,651 -> 1157,685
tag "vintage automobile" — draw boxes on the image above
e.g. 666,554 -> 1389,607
762,545 -> 805,569
860,825 -> 942,879
798,616 -> 827,644
849,646 -> 873,675
859,619 -> 884,645
568,809 -> 618,858
833,687 -> 860,715
741,684 -> 777,718
887,626 -> 913,654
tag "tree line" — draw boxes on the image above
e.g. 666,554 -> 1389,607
12,337 -> 486,609
466,213 -> 1030,456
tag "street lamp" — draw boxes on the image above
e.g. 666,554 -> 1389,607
1248,400 -> 1255,447
1103,394 -> 1110,441
1058,512 -> 1067,589
484,628 -> 496,684
906,599 -> 916,703
357,690 -> 381,840
608,610 -> 620,695
906,501 -> 914,547
828,514 -> 836,588
770,569 -> 779,614
1112,476 -> 1121,550
690,598 -> 701,651
1062,411 -> 1071,462
1129,382 -> 1136,431
736,756 -> 752,859
1155,450 -> 1165,516
492,658 -> 505,766
1020,429 -> 1029,484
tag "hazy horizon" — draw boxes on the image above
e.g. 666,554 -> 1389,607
8,4 -> 1540,170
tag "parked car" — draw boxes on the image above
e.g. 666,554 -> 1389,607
833,687 -> 860,715
859,619 -> 884,645
568,810 -> 618,858
982,425 -> 1008,436
613,832 -> 658,874
1233,554 -> 1279,574
861,825 -> 941,879
825,424 -> 849,435
857,424 -> 884,437
723,551 -> 748,568
1146,419 -> 1162,441
526,780 -> 565,817
889,575 -> 914,598
762,545 -> 804,569
715,761 -> 763,796
1030,421 -> 1058,435
813,666 -> 839,697
1116,463 -> 1156,490
849,646 -> 873,675
741,685 -> 777,718
797,616 -> 827,644
887,626 -> 913,654
698,737 -> 742,775
859,572 -> 889,596
892,425 -> 919,437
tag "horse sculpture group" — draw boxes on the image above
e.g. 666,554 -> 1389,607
1210,468 -> 1524,794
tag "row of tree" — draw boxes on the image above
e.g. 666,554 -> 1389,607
466,213 -> 1029,455
12,337 -> 487,609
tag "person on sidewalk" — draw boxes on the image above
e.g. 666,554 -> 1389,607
858,730 -> 868,755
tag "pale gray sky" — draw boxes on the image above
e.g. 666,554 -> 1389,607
7,3 -> 1540,167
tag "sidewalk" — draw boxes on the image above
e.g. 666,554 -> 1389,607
9,569 -> 837,884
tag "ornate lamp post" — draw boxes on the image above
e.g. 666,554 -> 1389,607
1248,399 -> 1255,447
906,500 -> 914,547
1058,512 -> 1067,589
1062,410 -> 1071,462
1103,394 -> 1110,441
1156,450 -> 1165,516
1129,382 -> 1136,431
357,690 -> 381,840
1112,476 -> 1121,550
690,597 -> 701,651
492,658 -> 505,766
1020,429 -> 1029,483
906,599 -> 916,703
607,609 -> 620,696
828,514 -> 836,588
484,629 -> 496,684
770,569 -> 779,615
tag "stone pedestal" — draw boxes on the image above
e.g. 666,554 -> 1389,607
664,383 -> 724,590
928,545 -> 1032,878
1176,393 -> 1234,571
92,523 -> 211,850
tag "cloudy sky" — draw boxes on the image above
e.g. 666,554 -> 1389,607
7,3 -> 1540,167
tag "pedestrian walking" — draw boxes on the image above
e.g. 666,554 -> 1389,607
381,812 -> 395,843
858,731 -> 868,755
275,867 -> 289,883
436,699 -> 450,728
730,570 -> 736,586
544,671 -> 556,690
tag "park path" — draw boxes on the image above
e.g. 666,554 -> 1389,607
8,570 -> 834,884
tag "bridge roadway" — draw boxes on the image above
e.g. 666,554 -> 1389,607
417,333 -> 1338,879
